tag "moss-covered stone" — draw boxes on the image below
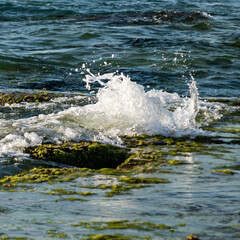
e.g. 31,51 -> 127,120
0,91 -> 61,105
25,142 -> 129,169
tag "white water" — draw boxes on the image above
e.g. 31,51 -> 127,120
0,71 -> 201,156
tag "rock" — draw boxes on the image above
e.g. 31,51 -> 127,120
24,142 -> 129,169
186,234 -> 199,240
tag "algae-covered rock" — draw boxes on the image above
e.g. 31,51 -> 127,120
0,91 -> 61,105
0,168 -> 95,186
24,142 -> 129,169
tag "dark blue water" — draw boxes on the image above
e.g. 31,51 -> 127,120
1,0 -> 239,97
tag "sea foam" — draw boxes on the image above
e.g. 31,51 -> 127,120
0,71 -> 201,156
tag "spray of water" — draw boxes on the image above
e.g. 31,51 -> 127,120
0,71 -> 200,156
78,71 -> 200,140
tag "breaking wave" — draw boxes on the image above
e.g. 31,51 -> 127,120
0,71 -> 202,156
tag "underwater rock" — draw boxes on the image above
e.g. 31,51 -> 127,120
24,142 -> 129,169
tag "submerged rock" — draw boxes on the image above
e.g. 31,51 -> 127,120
24,142 -> 129,169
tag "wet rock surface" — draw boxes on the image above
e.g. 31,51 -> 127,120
24,142 -> 129,169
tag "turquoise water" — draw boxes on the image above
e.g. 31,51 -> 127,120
0,0 -> 239,239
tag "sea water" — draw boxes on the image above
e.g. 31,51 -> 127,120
0,0 -> 239,239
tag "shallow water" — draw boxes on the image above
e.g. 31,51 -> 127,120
0,0 -> 239,239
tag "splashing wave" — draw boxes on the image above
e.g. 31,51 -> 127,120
0,71 -> 201,155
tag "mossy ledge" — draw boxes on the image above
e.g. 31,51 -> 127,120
0,91 -> 62,105
24,142 -> 130,169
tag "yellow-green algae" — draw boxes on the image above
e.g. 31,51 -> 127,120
1,134 -> 237,199
0,167 -> 169,198
104,183 -> 149,198
0,91 -> 61,105
46,187 -> 96,196
212,169 -> 234,174
46,229 -> 68,239
167,160 -> 188,165
0,168 -> 92,186
0,235 -> 27,240
72,220 -> 174,232
25,142 -> 129,169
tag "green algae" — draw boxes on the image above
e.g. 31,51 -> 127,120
0,91 -> 60,105
104,183 -> 149,197
79,182 -> 149,198
25,142 -> 129,169
167,160 -> 188,165
46,229 -> 68,239
0,168 -> 92,186
212,169 -> 234,175
46,188 -> 96,197
73,220 -> 173,232
179,223 -> 186,227
96,168 -> 128,175
0,235 -> 28,240
117,156 -> 156,171
0,167 -> 161,198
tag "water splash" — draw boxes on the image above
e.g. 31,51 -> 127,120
0,71 -> 201,157
80,71 -> 200,138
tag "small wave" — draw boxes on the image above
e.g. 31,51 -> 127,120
0,71 -> 203,157
104,10 -> 213,26
0,5 -> 213,25
0,2 -> 77,21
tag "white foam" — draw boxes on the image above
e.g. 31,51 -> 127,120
0,71 -> 203,156
79,71 -> 200,137
0,132 -> 42,157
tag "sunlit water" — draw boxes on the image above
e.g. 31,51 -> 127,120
0,0 -> 239,239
